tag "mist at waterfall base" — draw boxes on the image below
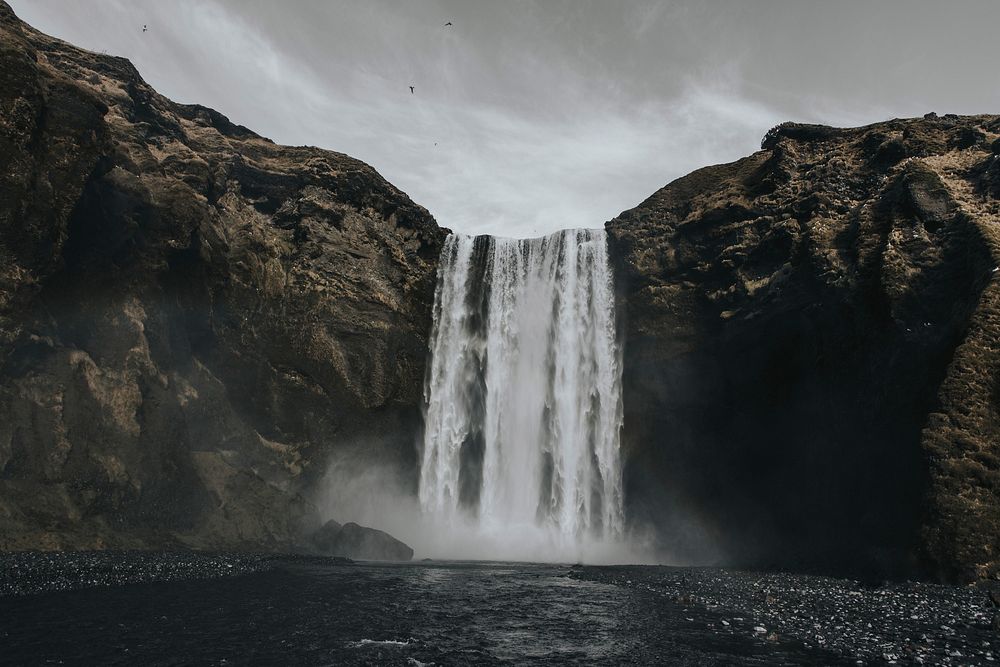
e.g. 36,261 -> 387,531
318,451 -> 650,563
320,229 -> 654,564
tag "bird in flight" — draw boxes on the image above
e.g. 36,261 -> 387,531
142,24 -> 147,32
444,21 -> 452,26
409,86 -> 415,94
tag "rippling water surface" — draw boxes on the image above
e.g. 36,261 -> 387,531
1,558 -> 857,665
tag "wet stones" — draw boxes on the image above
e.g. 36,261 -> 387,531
573,565 -> 1000,664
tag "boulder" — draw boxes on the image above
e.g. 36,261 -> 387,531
308,519 -> 344,554
309,520 -> 413,561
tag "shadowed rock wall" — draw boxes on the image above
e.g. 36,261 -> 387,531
609,115 -> 1000,582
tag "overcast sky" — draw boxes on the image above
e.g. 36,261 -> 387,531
11,0 -> 1000,237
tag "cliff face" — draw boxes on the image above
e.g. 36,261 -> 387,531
0,4 -> 444,551
609,115 -> 1000,581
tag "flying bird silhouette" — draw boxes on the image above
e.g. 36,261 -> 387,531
142,24 -> 147,32
409,86 -> 414,94
445,21 -> 452,26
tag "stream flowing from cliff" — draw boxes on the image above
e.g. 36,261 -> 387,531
418,229 -> 625,561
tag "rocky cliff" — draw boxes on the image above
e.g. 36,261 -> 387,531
4,2 -> 999,584
609,115 -> 1000,582
0,3 -> 444,551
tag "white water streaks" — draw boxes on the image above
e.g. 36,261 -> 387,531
418,229 -> 624,560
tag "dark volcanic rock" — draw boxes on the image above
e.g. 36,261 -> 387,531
0,4 -> 444,551
608,113 -> 1000,582
309,520 -> 413,561
309,519 -> 345,554
333,522 -> 413,561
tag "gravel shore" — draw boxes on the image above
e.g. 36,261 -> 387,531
0,551 -> 350,598
572,565 -> 1000,665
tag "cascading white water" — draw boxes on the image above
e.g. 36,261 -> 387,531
419,229 -> 624,559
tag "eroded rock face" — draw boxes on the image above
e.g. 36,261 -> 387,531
608,115 -> 1000,582
0,3 -> 444,551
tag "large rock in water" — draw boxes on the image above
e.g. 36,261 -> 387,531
609,115 -> 1000,582
309,520 -> 413,561
0,3 -> 444,551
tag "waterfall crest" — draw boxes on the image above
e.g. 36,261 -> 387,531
419,229 -> 624,557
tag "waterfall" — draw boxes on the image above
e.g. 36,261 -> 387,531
419,229 -> 624,558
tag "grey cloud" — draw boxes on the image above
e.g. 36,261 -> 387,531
11,0 -> 1000,236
